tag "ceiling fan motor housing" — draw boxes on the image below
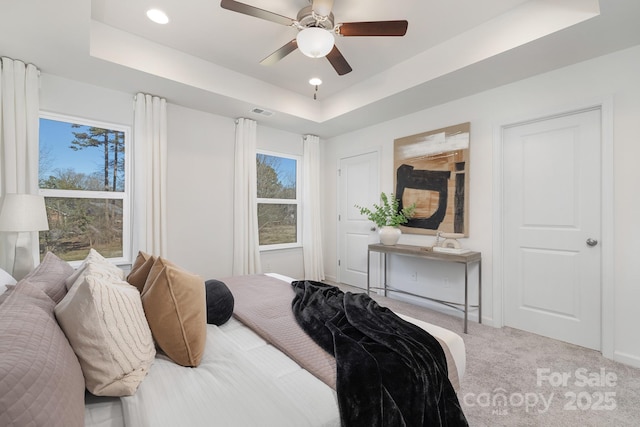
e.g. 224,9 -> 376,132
297,6 -> 334,30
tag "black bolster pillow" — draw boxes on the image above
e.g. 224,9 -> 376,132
204,279 -> 234,326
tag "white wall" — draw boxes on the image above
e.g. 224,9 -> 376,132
322,44 -> 640,367
165,103 -> 235,277
40,74 -> 133,127
40,75 -> 306,281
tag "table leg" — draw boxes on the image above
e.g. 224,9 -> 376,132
367,249 -> 371,295
464,262 -> 469,334
383,253 -> 388,297
478,259 -> 482,325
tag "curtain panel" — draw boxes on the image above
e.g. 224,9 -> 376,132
0,57 -> 40,279
232,118 -> 262,275
302,135 -> 325,281
132,93 -> 168,258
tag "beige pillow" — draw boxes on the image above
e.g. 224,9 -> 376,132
55,264 -> 156,396
141,257 -> 206,367
126,251 -> 155,292
65,248 -> 124,290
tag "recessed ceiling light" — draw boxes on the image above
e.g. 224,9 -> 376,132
146,9 -> 169,25
309,77 -> 322,86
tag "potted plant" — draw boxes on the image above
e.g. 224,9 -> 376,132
355,192 -> 416,245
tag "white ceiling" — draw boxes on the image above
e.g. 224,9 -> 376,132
1,0 -> 640,138
92,0 -> 531,98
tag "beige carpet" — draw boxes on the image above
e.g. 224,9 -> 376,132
333,283 -> 640,427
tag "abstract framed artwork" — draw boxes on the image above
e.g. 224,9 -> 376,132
393,122 -> 470,236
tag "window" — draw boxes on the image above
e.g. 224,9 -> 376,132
38,112 -> 130,264
256,152 -> 301,249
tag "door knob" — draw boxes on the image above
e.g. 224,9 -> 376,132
586,238 -> 598,247
370,227 -> 377,231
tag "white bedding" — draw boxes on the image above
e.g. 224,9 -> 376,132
121,317 -> 340,427
86,317 -> 339,427
84,274 -> 465,427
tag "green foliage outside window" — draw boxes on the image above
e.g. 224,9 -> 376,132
256,153 -> 298,246
39,116 -> 127,261
41,197 -> 123,260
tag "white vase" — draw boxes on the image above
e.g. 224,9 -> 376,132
379,226 -> 401,245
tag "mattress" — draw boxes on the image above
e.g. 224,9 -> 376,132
84,274 -> 465,427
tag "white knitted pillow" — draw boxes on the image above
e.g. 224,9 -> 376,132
64,248 -> 124,290
55,264 -> 155,396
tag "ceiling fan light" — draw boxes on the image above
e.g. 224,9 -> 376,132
146,9 -> 169,24
296,27 -> 335,58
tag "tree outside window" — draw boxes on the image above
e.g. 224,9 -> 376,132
38,113 -> 130,263
256,152 -> 300,248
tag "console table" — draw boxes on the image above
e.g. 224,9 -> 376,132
367,243 -> 481,333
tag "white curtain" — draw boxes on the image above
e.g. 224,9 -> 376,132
302,135 -> 325,281
0,57 -> 40,279
132,93 -> 168,257
232,118 -> 261,275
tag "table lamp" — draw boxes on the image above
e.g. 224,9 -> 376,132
0,194 -> 50,279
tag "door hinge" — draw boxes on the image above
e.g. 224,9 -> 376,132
338,214 -> 341,221
338,169 -> 341,177
338,259 -> 341,266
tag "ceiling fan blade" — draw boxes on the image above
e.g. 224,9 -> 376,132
220,0 -> 295,26
326,45 -> 352,76
337,20 -> 408,37
260,39 -> 298,65
311,0 -> 334,17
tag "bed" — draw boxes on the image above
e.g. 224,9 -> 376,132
0,252 -> 466,427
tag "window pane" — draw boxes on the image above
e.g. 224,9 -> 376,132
258,203 -> 297,245
257,154 -> 296,199
39,118 -> 125,192
39,197 -> 123,261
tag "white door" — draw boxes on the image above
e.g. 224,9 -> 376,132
338,151 -> 379,288
503,108 -> 601,350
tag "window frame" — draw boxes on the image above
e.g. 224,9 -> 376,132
38,111 -> 132,267
256,149 -> 302,251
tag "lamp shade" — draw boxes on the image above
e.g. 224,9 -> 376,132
296,27 -> 335,58
0,194 -> 49,232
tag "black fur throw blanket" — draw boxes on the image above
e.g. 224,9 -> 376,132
291,280 -> 468,427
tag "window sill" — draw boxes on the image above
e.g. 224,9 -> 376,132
259,244 -> 302,252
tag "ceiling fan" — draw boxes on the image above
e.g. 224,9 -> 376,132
220,0 -> 408,76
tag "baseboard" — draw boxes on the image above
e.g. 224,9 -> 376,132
479,315 -> 496,328
329,279 -> 499,328
324,274 -> 337,283
387,292 -> 479,319
613,350 -> 640,369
